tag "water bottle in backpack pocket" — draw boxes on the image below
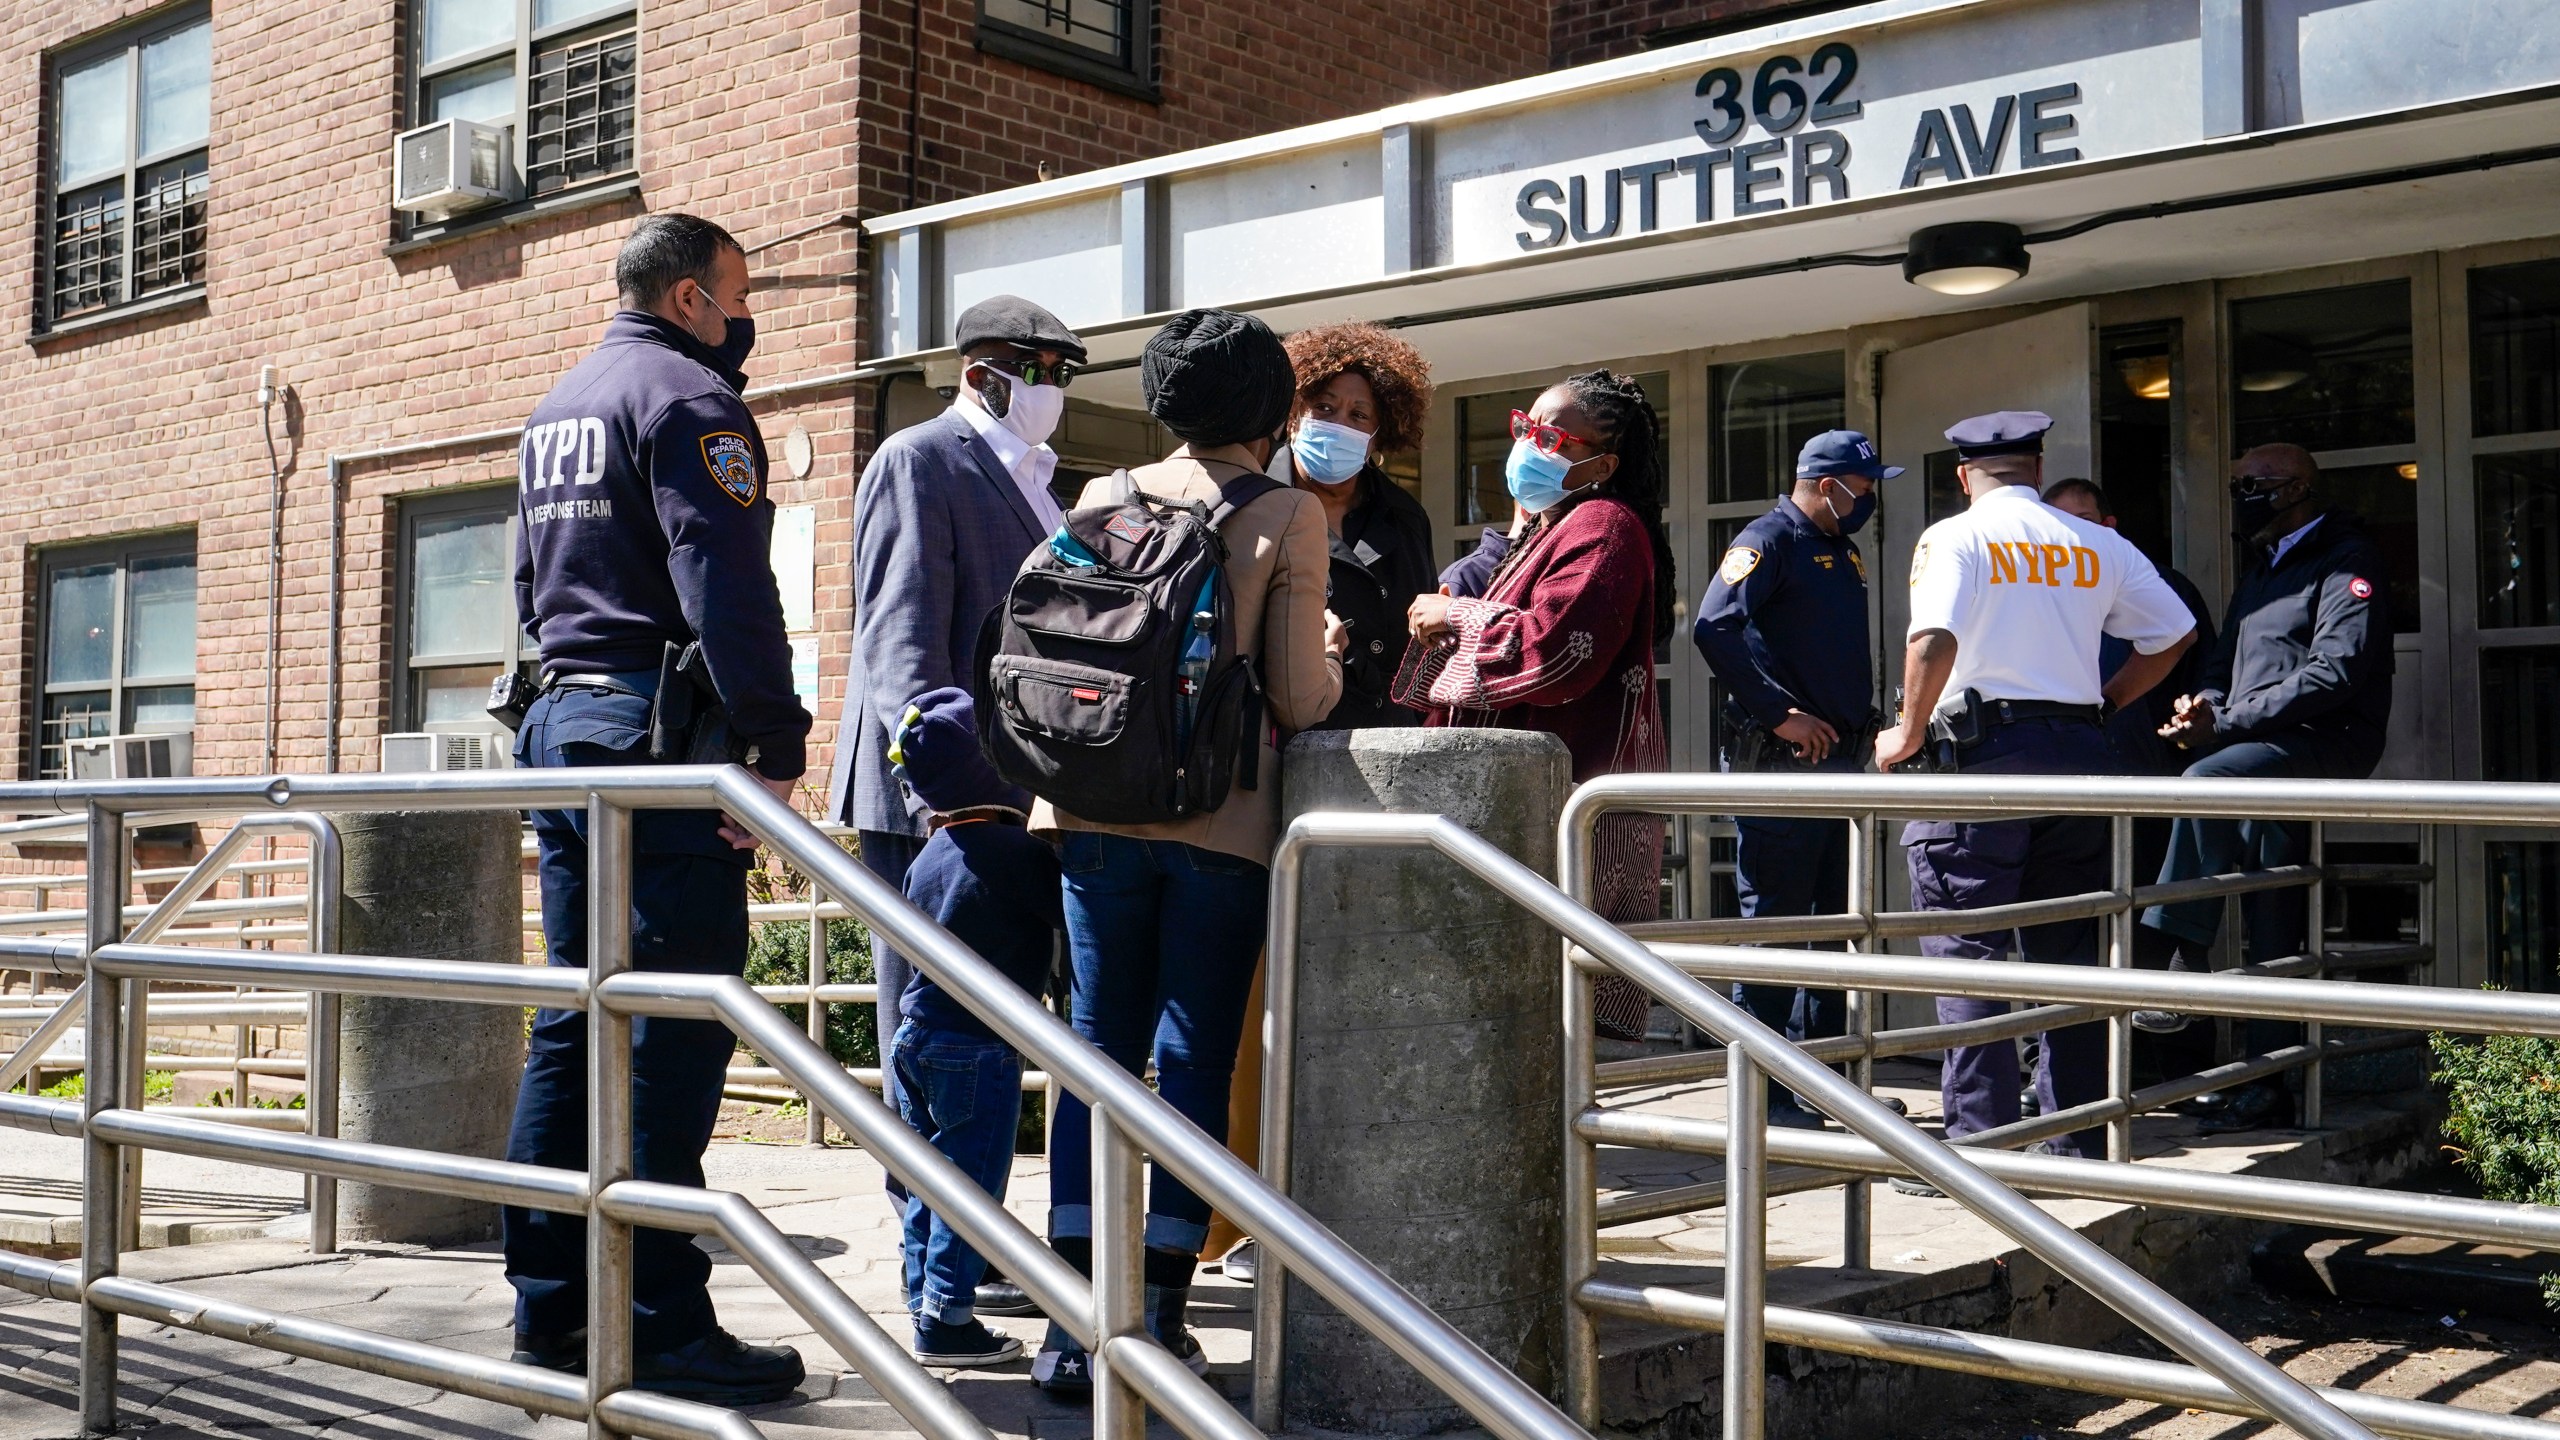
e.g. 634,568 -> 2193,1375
976,465 -> 1277,825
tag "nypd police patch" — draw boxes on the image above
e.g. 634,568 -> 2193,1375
701,432 -> 759,507
1719,547 -> 1761,585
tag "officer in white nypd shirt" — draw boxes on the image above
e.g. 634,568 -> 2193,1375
503,213 -> 809,1404
1871,411 -> 2197,1177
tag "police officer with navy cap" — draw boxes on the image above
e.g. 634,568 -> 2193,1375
1694,428 -> 1899,1129
504,212 -> 810,1402
1873,411 -> 2197,1177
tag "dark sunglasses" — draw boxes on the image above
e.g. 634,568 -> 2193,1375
972,353 -> 1079,389
2227,474 -> 2296,500
1511,410 -> 1601,457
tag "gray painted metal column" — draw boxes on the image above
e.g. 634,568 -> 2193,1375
1272,727 -> 1571,1434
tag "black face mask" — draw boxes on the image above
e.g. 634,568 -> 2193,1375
2229,480 -> 2293,542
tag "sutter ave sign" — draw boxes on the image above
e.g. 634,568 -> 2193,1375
1512,46 -> 2085,252
1433,0 -> 2203,268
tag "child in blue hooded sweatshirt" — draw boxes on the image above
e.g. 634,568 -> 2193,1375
885,687 -> 1063,1367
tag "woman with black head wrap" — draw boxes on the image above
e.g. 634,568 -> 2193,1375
1024,309 -> 1347,1390
1404,368 -> 1675,1041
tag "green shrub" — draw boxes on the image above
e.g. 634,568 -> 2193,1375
32,1070 -> 174,1101
744,916 -> 878,1070
2430,1025 -> 2560,1310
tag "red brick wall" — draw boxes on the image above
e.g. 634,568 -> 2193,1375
857,1 -> 1547,216
0,0 -> 1547,837
1550,0 -> 1860,69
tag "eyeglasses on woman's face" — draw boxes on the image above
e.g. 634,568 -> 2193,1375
1510,409 -> 1600,457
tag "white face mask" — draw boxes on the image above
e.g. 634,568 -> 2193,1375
972,364 -> 1065,448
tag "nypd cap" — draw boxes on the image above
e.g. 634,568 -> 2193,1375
953,295 -> 1087,363
1945,410 -> 2054,460
1796,429 -> 1904,481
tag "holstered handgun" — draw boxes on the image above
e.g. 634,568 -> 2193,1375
648,641 -> 751,766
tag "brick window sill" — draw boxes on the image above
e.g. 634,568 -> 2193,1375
28,284 -> 207,347
388,176 -> 643,256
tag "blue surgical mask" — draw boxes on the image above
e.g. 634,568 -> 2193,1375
1291,417 -> 1371,486
1505,436 -> 1579,515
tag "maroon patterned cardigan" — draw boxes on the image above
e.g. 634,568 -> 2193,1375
1414,493 -> 1665,785
1412,491 -> 1666,1035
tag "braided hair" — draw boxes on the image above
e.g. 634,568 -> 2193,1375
1555,368 -> 1677,643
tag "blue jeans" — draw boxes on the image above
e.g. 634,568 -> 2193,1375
1049,832 -> 1268,1255
503,685 -> 748,1349
2142,733 -> 2361,1054
892,1021 -> 1022,1324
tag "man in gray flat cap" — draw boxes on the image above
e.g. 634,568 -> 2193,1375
828,295 -> 1082,1316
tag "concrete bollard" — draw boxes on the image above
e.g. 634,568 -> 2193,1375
1277,726 -> 1572,1434
332,811 -> 527,1245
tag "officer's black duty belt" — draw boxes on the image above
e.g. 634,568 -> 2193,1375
1974,698 -> 2103,726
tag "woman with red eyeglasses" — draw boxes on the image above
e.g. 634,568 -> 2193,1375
1403,369 -> 1677,1042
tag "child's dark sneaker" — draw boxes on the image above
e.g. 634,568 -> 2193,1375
913,1317 -> 1023,1368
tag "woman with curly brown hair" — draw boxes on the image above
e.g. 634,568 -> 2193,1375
1276,322 -> 1439,730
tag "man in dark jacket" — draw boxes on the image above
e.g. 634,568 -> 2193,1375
506,212 -> 809,1403
2139,443 -> 2394,1131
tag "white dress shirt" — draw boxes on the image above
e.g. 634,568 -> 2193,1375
1906,484 -> 2195,712
954,395 -> 1063,532
2267,513 -> 2324,568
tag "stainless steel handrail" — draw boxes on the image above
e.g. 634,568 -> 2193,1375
1264,809 -> 2376,1440
0,767 -> 1590,1440
1554,772 -> 2560,1440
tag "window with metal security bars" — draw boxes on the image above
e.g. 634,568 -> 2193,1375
42,11 -> 210,331
977,0 -> 1156,100
410,0 -> 636,219
526,27 -> 635,196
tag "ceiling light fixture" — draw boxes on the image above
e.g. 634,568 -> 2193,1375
2117,353 -> 2174,401
1903,221 -> 2031,296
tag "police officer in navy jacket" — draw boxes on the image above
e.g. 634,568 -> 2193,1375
2138,442 -> 2395,1132
504,214 -> 809,1404
1693,429 -> 1897,1129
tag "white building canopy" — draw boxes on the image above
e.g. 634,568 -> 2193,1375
865,0 -> 2560,403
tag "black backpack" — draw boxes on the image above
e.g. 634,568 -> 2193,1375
977,463 -> 1281,825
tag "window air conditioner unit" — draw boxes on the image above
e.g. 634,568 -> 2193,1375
381,730 -> 514,774
66,732 -> 194,780
393,118 -> 518,219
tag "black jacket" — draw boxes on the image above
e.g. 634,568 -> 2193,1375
514,312 -> 811,779
2195,510 -> 2394,773
1276,454 -> 1437,730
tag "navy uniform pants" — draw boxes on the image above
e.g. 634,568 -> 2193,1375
1903,718 -> 2111,1158
503,685 -> 751,1350
1731,752 -> 1855,1110
2140,730 -> 2371,1055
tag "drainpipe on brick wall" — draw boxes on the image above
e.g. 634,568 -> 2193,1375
317,360 -> 899,773
258,366 -> 285,776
